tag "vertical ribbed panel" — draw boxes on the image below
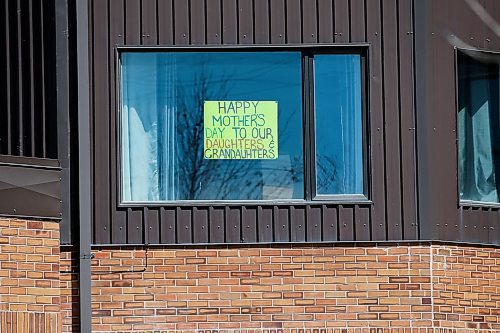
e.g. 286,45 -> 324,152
0,0 -> 57,159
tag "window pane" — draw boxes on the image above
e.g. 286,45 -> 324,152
121,52 -> 304,202
457,51 -> 500,203
314,54 -> 364,195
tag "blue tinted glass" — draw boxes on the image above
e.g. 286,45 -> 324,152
314,54 -> 364,195
121,52 -> 303,201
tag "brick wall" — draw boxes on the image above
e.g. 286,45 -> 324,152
60,248 -> 79,333
2,219 -> 497,332
0,218 -> 61,332
432,245 -> 500,331
58,244 -> 499,332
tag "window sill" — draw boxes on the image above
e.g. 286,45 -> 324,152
119,198 -> 373,208
0,154 -> 60,170
459,200 -> 500,209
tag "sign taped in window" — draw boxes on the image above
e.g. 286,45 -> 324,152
203,101 -> 278,159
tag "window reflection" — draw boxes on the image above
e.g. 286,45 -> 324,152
121,52 -> 304,201
314,54 -> 364,196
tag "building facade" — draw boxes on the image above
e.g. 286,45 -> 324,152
0,0 -> 499,332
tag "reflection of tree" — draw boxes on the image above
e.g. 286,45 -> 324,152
175,63 -> 219,199
170,64 -> 344,200
172,65 -> 310,200
316,155 -> 340,194
174,65 -> 265,200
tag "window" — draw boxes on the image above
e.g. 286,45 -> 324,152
313,54 -> 365,198
457,49 -> 500,204
119,48 -> 367,203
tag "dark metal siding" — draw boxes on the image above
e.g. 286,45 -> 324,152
0,0 -> 58,159
0,156 -> 61,219
90,0 -> 419,245
56,0 -> 78,244
415,0 -> 500,245
0,0 -> 65,222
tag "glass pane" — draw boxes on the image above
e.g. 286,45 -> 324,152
121,52 -> 303,202
457,51 -> 500,203
314,54 -> 364,195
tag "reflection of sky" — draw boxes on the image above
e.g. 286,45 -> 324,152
172,52 -> 303,156
314,55 -> 363,195
121,52 -> 304,200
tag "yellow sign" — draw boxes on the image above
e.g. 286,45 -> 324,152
203,101 -> 278,159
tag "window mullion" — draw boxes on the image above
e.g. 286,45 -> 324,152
303,53 -> 316,201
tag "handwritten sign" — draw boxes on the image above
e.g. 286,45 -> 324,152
204,101 -> 278,159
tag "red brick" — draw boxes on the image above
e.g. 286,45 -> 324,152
0,222 -> 493,333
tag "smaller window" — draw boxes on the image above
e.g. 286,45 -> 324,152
313,54 -> 365,198
457,49 -> 500,204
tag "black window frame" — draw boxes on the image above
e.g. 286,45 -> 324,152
115,44 -> 371,207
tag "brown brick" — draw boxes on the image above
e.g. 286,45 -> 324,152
379,283 -> 399,290
389,276 -> 409,283
196,250 -> 217,257
358,313 -> 378,320
1,228 -> 18,236
323,304 -> 346,312
35,280 -> 51,288
92,310 -> 112,317
199,308 -> 219,315
380,313 -> 400,320
263,321 -> 283,328
240,278 -> 260,285
177,308 -> 197,315
369,306 -> 389,312
305,306 -> 325,313
260,306 -> 282,314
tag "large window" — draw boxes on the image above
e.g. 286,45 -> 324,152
457,49 -> 500,204
119,49 -> 367,203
